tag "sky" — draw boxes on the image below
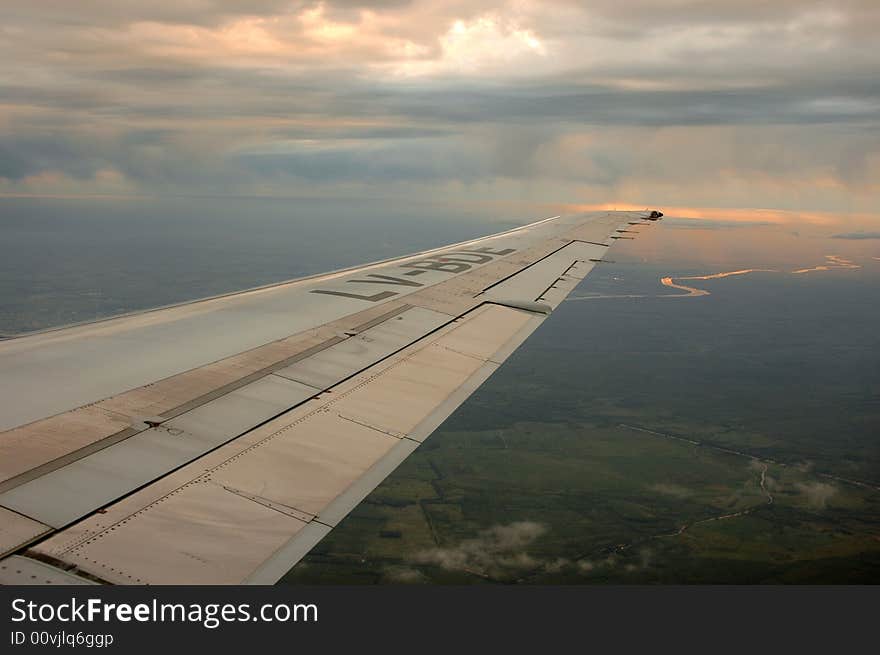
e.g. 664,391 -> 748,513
1,1 -> 879,222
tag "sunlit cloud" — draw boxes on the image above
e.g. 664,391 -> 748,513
566,204 -> 872,226
0,0 -> 877,222
394,13 -> 547,76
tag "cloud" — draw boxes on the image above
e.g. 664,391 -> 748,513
233,137 -> 489,182
544,557 -> 572,573
795,481 -> 838,509
383,565 -> 428,583
413,521 -> 546,578
575,552 -> 652,575
832,232 -> 880,239
0,1 -> 878,216
396,12 -> 547,76
409,521 -> 660,580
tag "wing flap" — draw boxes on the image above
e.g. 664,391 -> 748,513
0,508 -> 51,559
59,478 -> 312,585
480,240 -> 608,309
274,307 -> 451,389
0,555 -> 97,585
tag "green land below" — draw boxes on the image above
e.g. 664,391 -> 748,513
284,240 -> 880,584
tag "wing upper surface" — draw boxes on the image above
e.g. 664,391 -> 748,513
0,209 -> 662,583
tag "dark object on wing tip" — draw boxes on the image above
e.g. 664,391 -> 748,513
648,210 -> 664,219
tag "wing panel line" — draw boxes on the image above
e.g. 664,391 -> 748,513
0,304 -> 415,496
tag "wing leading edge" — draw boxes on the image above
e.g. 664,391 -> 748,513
0,209 -> 663,584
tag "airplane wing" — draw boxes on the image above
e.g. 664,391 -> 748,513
0,209 -> 662,584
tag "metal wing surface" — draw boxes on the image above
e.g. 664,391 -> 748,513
0,209 -> 662,584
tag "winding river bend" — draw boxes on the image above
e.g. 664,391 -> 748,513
659,268 -> 777,297
569,254 -> 865,301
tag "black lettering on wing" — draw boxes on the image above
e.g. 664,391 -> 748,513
347,274 -> 424,288
309,289 -> 398,302
463,246 -> 516,256
402,259 -> 471,274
